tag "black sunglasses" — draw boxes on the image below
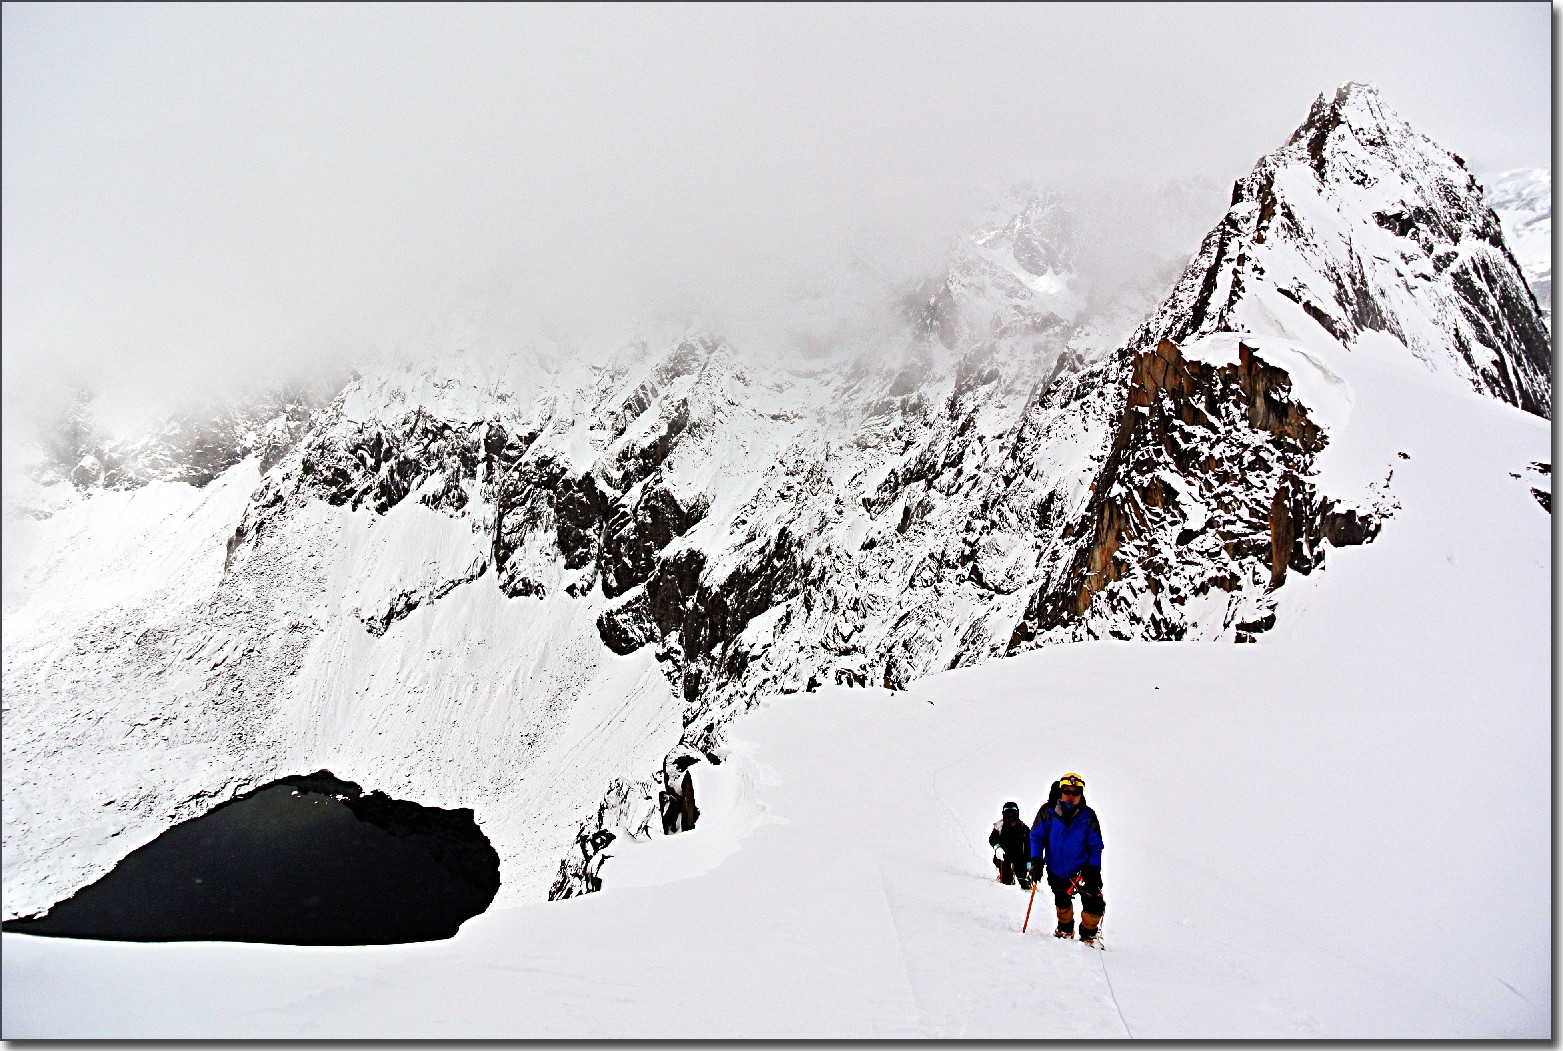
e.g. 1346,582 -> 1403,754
1060,787 -> 1083,796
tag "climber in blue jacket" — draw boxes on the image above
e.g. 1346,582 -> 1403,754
1029,772 -> 1106,944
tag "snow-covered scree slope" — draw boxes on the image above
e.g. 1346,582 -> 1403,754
2,81 -> 1550,919
3,324 -> 1548,1037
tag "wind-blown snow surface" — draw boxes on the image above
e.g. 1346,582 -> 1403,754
3,322 -> 1548,1038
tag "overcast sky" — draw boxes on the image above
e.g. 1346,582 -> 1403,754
1,2 -> 1551,428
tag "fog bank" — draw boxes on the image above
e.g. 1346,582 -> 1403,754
2,3 -> 1549,431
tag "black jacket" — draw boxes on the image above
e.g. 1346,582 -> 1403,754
988,815 -> 1032,864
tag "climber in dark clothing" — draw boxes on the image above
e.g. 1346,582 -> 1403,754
988,801 -> 1033,889
1030,772 -> 1106,944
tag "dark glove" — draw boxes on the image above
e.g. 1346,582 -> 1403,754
1080,864 -> 1102,894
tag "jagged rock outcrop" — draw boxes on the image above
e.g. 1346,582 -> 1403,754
994,81 -> 1549,652
546,777 -> 657,900
1013,338 -> 1375,646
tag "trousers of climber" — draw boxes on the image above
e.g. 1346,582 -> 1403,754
1029,772 -> 1106,944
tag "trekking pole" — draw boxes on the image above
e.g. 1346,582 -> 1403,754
1021,880 -> 1039,933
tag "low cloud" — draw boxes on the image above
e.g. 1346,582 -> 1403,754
2,4 -> 1548,435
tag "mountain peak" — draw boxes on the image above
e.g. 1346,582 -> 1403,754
1148,82 -> 1551,417
1329,79 -> 1385,111
1287,80 -> 1409,159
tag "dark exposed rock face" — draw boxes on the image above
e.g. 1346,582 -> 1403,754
358,563 -> 491,637
287,408 -> 482,516
546,778 -> 654,901
607,525 -> 810,728
1012,338 -> 1374,647
600,482 -> 705,599
1512,461 -> 1552,514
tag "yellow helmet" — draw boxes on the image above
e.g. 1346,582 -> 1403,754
1059,772 -> 1085,791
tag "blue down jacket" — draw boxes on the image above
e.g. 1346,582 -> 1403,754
1029,799 -> 1104,879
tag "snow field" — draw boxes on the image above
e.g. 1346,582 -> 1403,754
2,464 -> 269,916
4,618 -> 1546,1037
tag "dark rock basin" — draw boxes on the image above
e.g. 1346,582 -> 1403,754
2,771 -> 501,946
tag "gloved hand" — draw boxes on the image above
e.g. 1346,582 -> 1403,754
1080,864 -> 1102,894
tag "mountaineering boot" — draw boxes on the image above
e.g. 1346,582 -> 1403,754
1054,906 -> 1074,939
1079,912 -> 1102,945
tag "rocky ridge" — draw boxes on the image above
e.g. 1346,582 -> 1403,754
1157,82 -> 1550,416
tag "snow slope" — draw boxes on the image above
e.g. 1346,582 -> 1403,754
3,313 -> 1548,1039
0,453 -> 685,912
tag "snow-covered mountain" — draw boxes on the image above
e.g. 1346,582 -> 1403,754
34,376 -> 346,492
1142,82 -> 1549,416
3,81 -> 1550,930
1485,167 -> 1551,327
4,318 -> 1550,1035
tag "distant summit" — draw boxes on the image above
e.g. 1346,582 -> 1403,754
1151,79 -> 1551,415
1483,167 -> 1551,328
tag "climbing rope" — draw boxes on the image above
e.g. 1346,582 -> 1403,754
1094,916 -> 1134,1038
